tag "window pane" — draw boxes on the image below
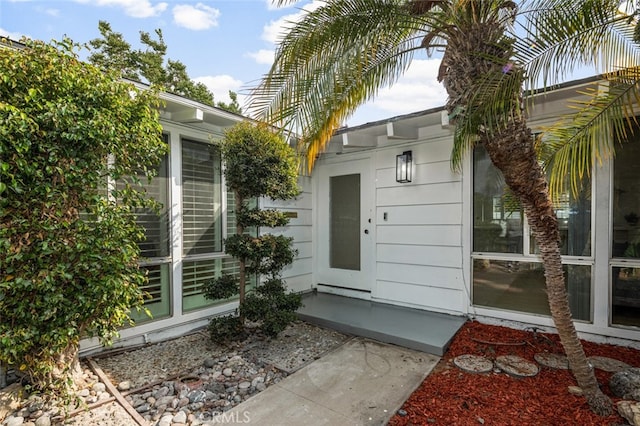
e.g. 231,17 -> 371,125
612,266 -> 640,326
473,147 -> 522,253
116,153 -> 170,258
330,174 -> 360,270
473,260 -> 591,321
182,140 -> 222,256
530,178 -> 591,257
130,263 -> 171,323
182,257 -> 254,312
613,133 -> 640,258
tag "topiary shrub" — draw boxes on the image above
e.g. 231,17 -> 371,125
203,122 -> 302,342
243,279 -> 302,337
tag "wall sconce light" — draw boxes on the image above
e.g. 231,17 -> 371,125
396,150 -> 412,183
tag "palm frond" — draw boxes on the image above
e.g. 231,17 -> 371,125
517,0 -> 640,91
541,68 -> 640,199
247,0 -> 429,171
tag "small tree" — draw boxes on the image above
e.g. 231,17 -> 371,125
204,122 -> 301,340
88,21 -> 242,114
0,38 -> 167,396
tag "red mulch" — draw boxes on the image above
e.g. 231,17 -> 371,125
389,321 -> 640,426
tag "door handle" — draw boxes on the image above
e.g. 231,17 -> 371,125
364,229 -> 369,234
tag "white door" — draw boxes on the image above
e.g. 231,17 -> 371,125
317,158 -> 374,293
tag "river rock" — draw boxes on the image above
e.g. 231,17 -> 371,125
611,368 -> 640,400
173,410 -> 187,424
618,400 -> 640,425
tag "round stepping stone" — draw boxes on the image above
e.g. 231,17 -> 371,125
495,355 -> 539,377
588,356 -> 631,372
534,352 -> 569,370
453,354 -> 493,374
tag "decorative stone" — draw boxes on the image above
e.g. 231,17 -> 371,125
204,359 -> 216,369
223,368 -> 233,377
34,415 -> 51,426
92,382 -> 106,394
251,376 -> 264,388
611,368 -> 640,400
453,355 -> 493,374
135,403 -> 150,413
568,386 -> 583,396
495,355 -> 539,377
534,353 -> 569,370
172,410 -> 187,424
1,384 -> 24,421
3,416 -> 24,426
158,415 -> 173,426
618,400 -> 640,426
117,380 -> 131,391
187,390 -> 207,404
589,356 -> 632,373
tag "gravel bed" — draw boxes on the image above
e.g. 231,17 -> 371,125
0,321 -> 350,426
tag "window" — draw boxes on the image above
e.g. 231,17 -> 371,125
611,130 -> 640,326
182,139 -> 223,256
118,135 -> 171,323
473,146 -> 522,254
472,145 -> 592,321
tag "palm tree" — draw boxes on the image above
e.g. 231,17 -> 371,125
516,0 -> 640,198
248,0 -> 614,415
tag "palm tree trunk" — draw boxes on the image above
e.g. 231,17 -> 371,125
483,119 -> 612,416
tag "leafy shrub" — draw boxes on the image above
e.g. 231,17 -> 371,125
207,316 -> 246,343
243,279 -> 302,337
0,38 -> 166,395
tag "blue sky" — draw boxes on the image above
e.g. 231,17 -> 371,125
0,0 -> 448,126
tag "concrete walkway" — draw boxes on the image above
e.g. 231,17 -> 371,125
216,337 -> 440,425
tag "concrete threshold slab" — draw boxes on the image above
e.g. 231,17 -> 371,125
216,337 -> 440,425
297,292 -> 466,356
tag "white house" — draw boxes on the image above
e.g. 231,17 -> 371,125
310,76 -> 640,346
82,75 -> 640,354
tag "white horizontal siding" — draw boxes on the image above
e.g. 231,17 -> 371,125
260,176 -> 313,293
375,280 -> 465,313
370,136 -> 465,314
377,262 -> 463,290
377,225 -> 461,246
377,244 -> 462,269
376,204 -> 462,225
377,161 -> 460,188
377,181 -> 462,206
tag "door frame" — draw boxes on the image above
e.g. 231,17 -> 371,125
313,155 -> 375,299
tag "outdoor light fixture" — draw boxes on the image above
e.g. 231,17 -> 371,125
396,150 -> 412,183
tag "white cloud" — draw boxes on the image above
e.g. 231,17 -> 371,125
194,74 -> 245,106
0,27 -> 28,41
246,49 -> 274,65
262,0 -> 322,44
371,59 -> 447,114
346,58 -> 447,126
172,3 -> 220,31
73,0 -> 168,18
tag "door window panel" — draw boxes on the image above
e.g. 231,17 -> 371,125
330,174 -> 361,270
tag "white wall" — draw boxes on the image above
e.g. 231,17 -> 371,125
260,176 -> 314,294
372,132 -> 466,314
